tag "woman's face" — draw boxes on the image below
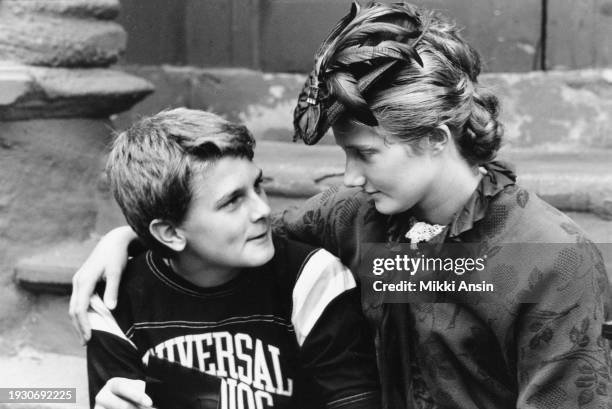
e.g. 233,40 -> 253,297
333,123 -> 441,215
177,157 -> 274,269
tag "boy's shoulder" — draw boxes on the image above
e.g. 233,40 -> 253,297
121,250 -> 157,292
89,250 -> 159,340
271,235 -> 342,276
272,235 -> 320,268
98,250 -> 160,318
92,250 -> 151,300
270,234 -> 356,294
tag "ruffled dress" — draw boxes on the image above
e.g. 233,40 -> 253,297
277,161 -> 612,409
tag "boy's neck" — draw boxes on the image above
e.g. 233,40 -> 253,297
166,252 -> 240,288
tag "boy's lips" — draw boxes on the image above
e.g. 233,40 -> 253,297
248,230 -> 269,241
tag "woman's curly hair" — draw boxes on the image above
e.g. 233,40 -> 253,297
294,1 -> 503,165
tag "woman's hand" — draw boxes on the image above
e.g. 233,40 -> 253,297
94,378 -> 153,409
69,226 -> 137,343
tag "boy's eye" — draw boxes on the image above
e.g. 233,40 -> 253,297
222,194 -> 243,210
254,174 -> 265,194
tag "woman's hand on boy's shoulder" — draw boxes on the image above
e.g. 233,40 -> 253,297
69,226 -> 137,344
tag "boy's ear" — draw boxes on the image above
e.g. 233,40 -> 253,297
428,124 -> 451,155
149,219 -> 186,252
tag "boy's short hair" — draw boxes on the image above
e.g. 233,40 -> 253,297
106,108 -> 255,256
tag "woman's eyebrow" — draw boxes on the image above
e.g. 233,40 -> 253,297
346,144 -> 377,151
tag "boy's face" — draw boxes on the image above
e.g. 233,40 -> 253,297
178,157 -> 274,269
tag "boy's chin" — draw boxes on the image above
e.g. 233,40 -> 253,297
242,241 -> 275,267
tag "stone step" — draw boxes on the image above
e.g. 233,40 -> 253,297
256,142 -> 612,219
503,149 -> 612,219
15,146 -> 612,294
13,215 -> 612,295
96,142 -> 612,221
0,64 -> 154,120
14,238 -> 99,294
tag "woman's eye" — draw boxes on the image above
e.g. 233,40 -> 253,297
356,150 -> 373,161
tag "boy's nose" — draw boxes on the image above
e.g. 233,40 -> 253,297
250,192 -> 271,221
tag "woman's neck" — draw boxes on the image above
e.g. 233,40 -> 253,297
415,159 -> 482,226
168,251 -> 240,288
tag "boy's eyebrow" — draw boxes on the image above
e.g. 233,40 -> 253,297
215,187 -> 244,208
214,169 -> 264,208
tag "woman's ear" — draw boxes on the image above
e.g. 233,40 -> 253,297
149,219 -> 186,252
428,124 -> 451,155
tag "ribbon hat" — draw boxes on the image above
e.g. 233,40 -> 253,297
293,1 -> 428,145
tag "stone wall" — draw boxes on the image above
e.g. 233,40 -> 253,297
0,0 -> 153,330
115,66 -> 612,150
0,0 -> 124,67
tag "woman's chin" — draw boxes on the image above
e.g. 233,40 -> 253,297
372,198 -> 400,215
373,203 -> 397,215
373,198 -> 415,216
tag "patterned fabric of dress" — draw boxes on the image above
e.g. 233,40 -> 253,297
275,161 -> 612,409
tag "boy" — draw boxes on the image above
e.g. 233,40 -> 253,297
87,109 -> 380,409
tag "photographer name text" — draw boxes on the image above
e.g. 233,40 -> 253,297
372,280 -> 494,292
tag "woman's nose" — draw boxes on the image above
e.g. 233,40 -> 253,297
343,157 -> 366,188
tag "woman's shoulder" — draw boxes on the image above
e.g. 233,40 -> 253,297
315,185 -> 372,213
481,183 -> 590,244
478,185 -> 609,305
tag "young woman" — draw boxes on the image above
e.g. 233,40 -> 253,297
71,3 -> 611,408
